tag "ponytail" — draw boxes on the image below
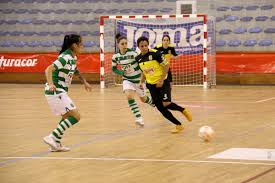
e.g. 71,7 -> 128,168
59,34 -> 81,54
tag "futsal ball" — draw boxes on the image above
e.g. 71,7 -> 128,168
198,126 -> 214,142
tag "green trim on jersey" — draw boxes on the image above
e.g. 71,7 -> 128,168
45,49 -> 77,95
112,48 -> 141,83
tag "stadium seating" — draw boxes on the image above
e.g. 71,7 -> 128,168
264,28 -> 275,33
26,41 -> 40,47
216,6 -> 230,11
28,9 -> 40,14
33,20 -> 45,25
34,0 -> 44,2
243,40 -> 257,47
120,9 -> 132,14
55,9 -> 66,14
205,1 -> 275,51
14,41 -> 26,47
36,32 -> 50,36
240,16 -> 253,22
14,9 -> 28,14
9,31 -> 22,36
233,27 -> 247,34
0,31 -> 8,36
0,41 -> 13,47
231,6 -> 243,11
23,32 -> 36,36
11,0 -> 21,3
259,39 -> 273,46
248,27 -> 263,33
18,19 -> 33,24
246,5 -> 258,10
260,5 -> 273,10
219,29 -> 232,35
0,0 -> 274,52
216,40 -> 226,46
255,16 -> 269,21
228,40 -> 241,47
160,8 -> 173,13
216,17 -> 224,22
225,15 -> 239,22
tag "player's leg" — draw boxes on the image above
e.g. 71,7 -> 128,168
135,83 -> 154,106
154,80 -> 184,133
162,79 -> 192,122
147,83 -> 183,133
161,78 -> 172,107
43,93 -> 79,152
123,80 -> 144,127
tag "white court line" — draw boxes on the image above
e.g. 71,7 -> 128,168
0,98 -> 268,104
254,97 -> 275,103
182,104 -> 217,109
1,157 -> 275,166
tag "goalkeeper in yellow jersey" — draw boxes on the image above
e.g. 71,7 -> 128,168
154,35 -> 178,88
136,36 -> 192,133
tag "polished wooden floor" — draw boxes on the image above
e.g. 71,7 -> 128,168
0,84 -> 274,183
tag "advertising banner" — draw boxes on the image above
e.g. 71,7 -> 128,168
116,19 -> 205,54
0,53 -> 99,73
1,52 -> 274,73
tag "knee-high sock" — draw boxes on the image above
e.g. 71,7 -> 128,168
128,99 -> 141,119
155,101 -> 181,125
166,102 -> 184,112
144,95 -> 153,105
52,116 -> 78,143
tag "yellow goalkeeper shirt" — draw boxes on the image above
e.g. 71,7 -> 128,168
154,44 -> 178,63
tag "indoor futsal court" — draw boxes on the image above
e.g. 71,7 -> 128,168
0,0 -> 275,182
0,84 -> 275,183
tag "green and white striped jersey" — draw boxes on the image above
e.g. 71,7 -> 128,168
112,48 -> 141,83
45,49 -> 78,95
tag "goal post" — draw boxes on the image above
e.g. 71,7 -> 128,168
100,14 -> 216,89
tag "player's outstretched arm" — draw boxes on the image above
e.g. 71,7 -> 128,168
75,69 -> 92,92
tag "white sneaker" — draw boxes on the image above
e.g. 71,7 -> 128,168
50,142 -> 70,152
43,134 -> 58,150
135,117 -> 144,127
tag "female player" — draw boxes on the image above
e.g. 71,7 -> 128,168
43,34 -> 92,152
136,36 -> 192,133
112,33 -> 153,127
154,35 -> 178,88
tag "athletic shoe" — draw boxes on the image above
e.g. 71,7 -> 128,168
50,143 -> 70,152
135,117 -> 144,127
183,108 -> 192,122
43,134 -> 58,150
171,124 -> 184,133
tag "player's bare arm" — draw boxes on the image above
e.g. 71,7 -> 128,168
157,60 -> 169,88
75,69 -> 92,92
45,64 -> 56,91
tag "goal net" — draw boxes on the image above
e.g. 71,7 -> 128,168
100,14 -> 216,89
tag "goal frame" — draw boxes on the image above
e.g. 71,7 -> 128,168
100,14 -> 209,89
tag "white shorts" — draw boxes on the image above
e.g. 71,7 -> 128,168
45,92 -> 76,116
122,80 -> 146,97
